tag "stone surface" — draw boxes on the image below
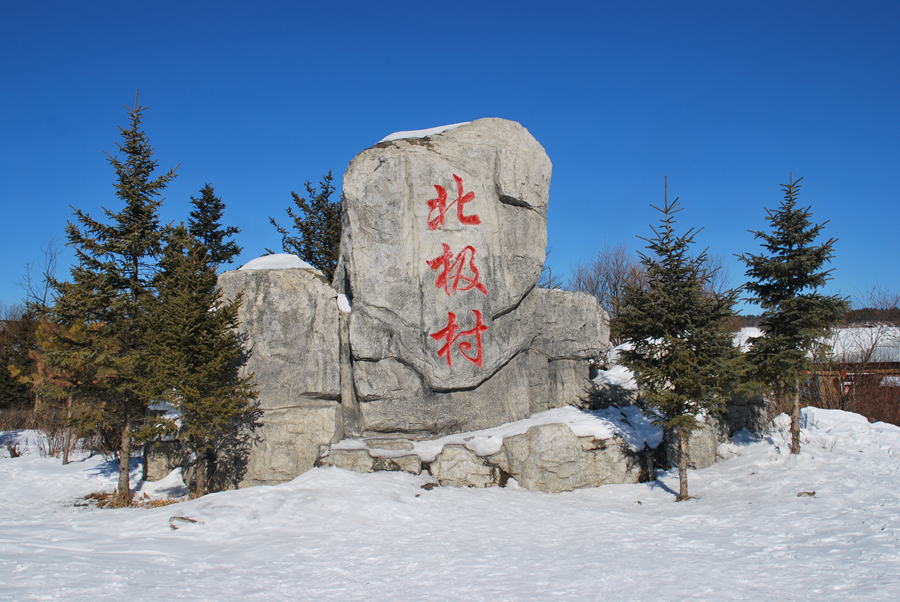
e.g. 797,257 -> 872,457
142,441 -> 185,482
338,118 -> 605,405
240,404 -> 342,487
428,445 -> 501,488
218,268 -> 345,486
318,421 -> 657,493
365,438 -> 414,451
494,423 -> 654,493
218,268 -> 341,409
725,393 -> 767,435
548,359 -> 594,409
355,349 -> 551,437
337,119 -> 606,437
315,448 -> 422,475
663,417 -> 728,471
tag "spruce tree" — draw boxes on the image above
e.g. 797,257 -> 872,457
146,225 -> 257,496
739,175 -> 848,454
188,184 -> 242,266
268,171 -> 342,281
49,93 -> 177,505
619,181 -> 742,501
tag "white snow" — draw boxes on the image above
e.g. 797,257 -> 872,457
592,363 -> 638,390
591,342 -> 639,390
332,405 -> 661,462
337,293 -> 352,313
735,326 -> 763,351
2,407 -> 899,601
825,325 -> 900,363
379,122 -> 470,143
239,253 -> 316,271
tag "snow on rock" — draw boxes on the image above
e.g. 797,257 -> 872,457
135,467 -> 188,499
337,293 -> 351,313
239,253 -> 317,271
2,408 -> 900,600
378,122 -> 470,143
332,405 -> 661,462
592,364 -> 637,390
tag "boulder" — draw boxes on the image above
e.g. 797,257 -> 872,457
217,267 -> 343,485
216,119 -> 612,489
316,448 -> 422,475
240,404 -> 342,486
337,119 -> 606,436
317,420 -> 657,493
428,445 -> 501,488
663,416 -> 729,471
725,392 -> 767,435
492,423 -> 654,493
142,441 -> 185,482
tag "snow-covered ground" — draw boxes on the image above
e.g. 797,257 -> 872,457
2,408 -> 899,601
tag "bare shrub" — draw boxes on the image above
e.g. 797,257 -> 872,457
0,408 -> 32,431
568,243 -> 731,347
568,242 -> 644,346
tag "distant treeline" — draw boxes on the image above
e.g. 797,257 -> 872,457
842,307 -> 900,325
736,308 -> 900,329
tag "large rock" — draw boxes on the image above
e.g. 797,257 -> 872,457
337,119 -> 606,436
317,421 -> 656,493
429,445 -> 501,488
218,267 -> 343,485
240,404 -> 342,486
218,268 -> 341,407
663,416 -> 729,471
316,448 -> 422,475
491,423 -> 654,493
725,393 -> 767,435
354,349 -> 550,437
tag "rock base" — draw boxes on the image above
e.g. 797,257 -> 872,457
317,421 -> 656,493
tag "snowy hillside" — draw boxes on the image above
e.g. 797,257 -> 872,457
1,407 -> 899,601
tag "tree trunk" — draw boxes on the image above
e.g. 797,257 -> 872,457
193,446 -> 208,498
791,387 -> 801,455
675,427 -> 690,502
61,396 -> 72,466
117,422 -> 132,506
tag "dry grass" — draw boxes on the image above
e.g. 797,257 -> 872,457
75,490 -> 188,509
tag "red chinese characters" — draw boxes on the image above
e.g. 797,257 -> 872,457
425,173 -> 489,371
426,174 -> 481,230
430,310 -> 489,368
426,243 -> 488,297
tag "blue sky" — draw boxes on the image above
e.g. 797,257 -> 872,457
1,1 -> 897,313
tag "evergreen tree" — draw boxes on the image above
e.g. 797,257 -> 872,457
619,181 -> 743,501
188,183 -> 242,266
739,175 -> 848,454
14,319 -> 95,465
268,171 -> 342,281
1,306 -> 34,413
49,93 -> 177,505
146,225 -> 257,496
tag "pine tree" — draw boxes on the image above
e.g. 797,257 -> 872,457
1,307 -> 35,414
146,225 -> 257,496
49,93 -> 177,505
188,184 -> 242,267
739,175 -> 848,454
619,180 -> 743,501
268,171 -> 342,281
